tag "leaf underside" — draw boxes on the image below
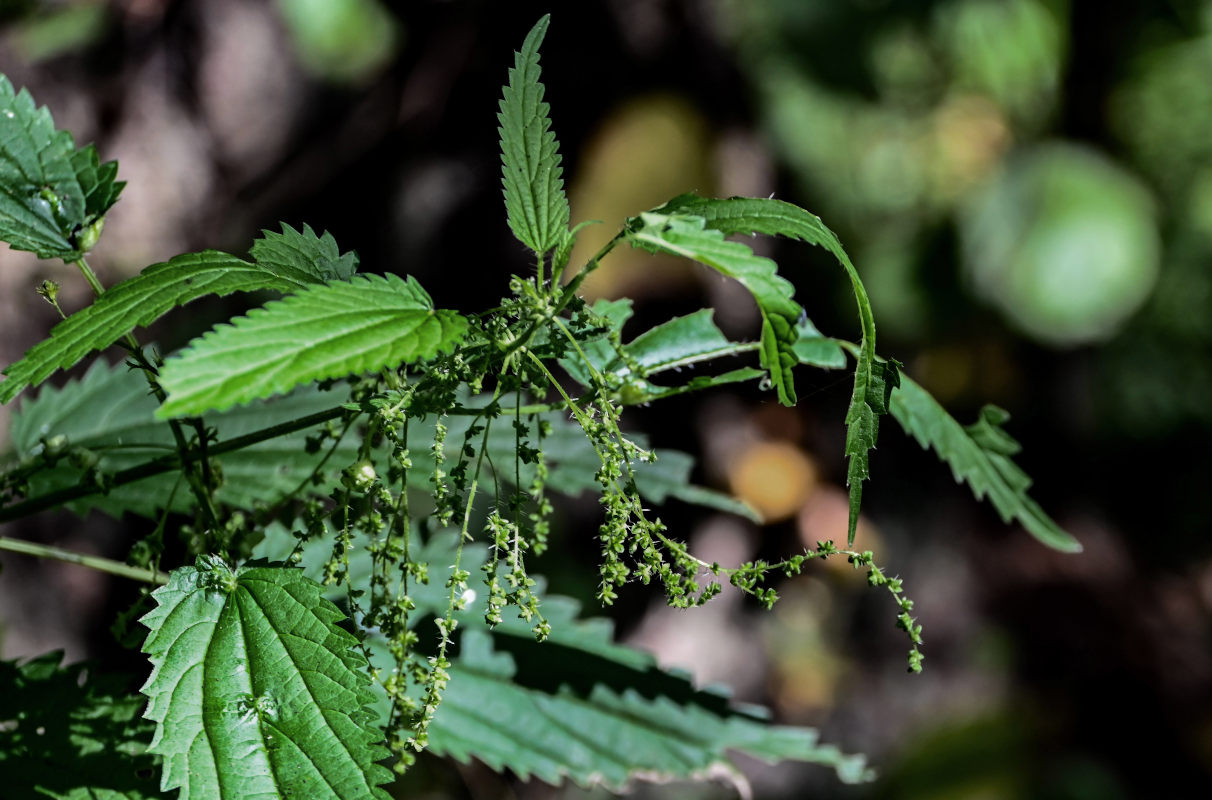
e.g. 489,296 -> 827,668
890,374 -> 1082,552
627,212 -> 802,407
156,273 -> 468,417
0,223 -> 358,405
0,75 -> 123,261
499,13 -> 570,256
140,559 -> 392,800
651,195 -> 886,545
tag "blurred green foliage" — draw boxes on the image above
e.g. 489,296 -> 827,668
720,0 -> 1212,432
275,0 -> 401,84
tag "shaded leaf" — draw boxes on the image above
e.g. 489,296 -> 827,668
499,14 -> 570,256
7,360 -> 357,519
0,651 -> 165,799
351,533 -> 872,789
140,558 -> 392,799
792,317 -> 846,369
156,273 -> 468,417
889,374 -> 1081,552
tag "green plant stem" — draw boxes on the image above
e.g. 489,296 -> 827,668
0,406 -> 351,523
501,231 -> 625,365
72,257 -> 221,533
0,535 -> 168,584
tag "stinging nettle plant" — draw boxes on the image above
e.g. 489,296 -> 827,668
0,15 -> 1081,799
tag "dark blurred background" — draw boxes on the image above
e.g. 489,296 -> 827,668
1,1 -> 1210,798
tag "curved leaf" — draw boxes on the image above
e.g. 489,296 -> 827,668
156,273 -> 468,417
890,374 -> 1082,552
626,212 -> 802,406
499,14 -> 570,256
0,75 -> 123,260
652,195 -> 887,545
139,558 -> 392,799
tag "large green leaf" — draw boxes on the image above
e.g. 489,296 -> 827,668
626,212 -> 802,406
6,360 -> 357,519
0,651 -> 164,800
428,628 -> 872,789
1,225 -> 357,405
0,75 -> 123,260
889,374 -> 1081,552
651,195 -> 887,546
499,14 -> 570,257
156,273 -> 468,417
140,558 -> 392,799
345,533 -> 872,789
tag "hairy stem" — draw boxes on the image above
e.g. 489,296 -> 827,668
73,258 -> 221,533
0,406 -> 351,522
0,535 -> 168,584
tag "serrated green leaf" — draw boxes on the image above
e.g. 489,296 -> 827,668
1,252 -> 310,404
156,273 -> 468,417
346,532 -> 872,788
139,559 -> 392,799
7,360 -> 358,519
426,629 -> 871,788
0,75 -> 123,260
1,225 -> 361,404
651,196 -> 885,545
0,651 -> 165,800
622,308 -> 754,375
793,317 -> 847,369
250,222 -> 359,282
889,374 -> 1082,552
499,14 -> 570,256
844,357 -> 900,544
627,212 -> 802,406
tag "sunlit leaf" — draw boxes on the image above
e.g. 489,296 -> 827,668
140,558 -> 392,799
499,14 -> 571,257
156,273 -> 467,417
1,224 -> 357,404
626,212 -> 801,406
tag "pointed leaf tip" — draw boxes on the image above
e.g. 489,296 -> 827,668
499,15 -> 571,257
